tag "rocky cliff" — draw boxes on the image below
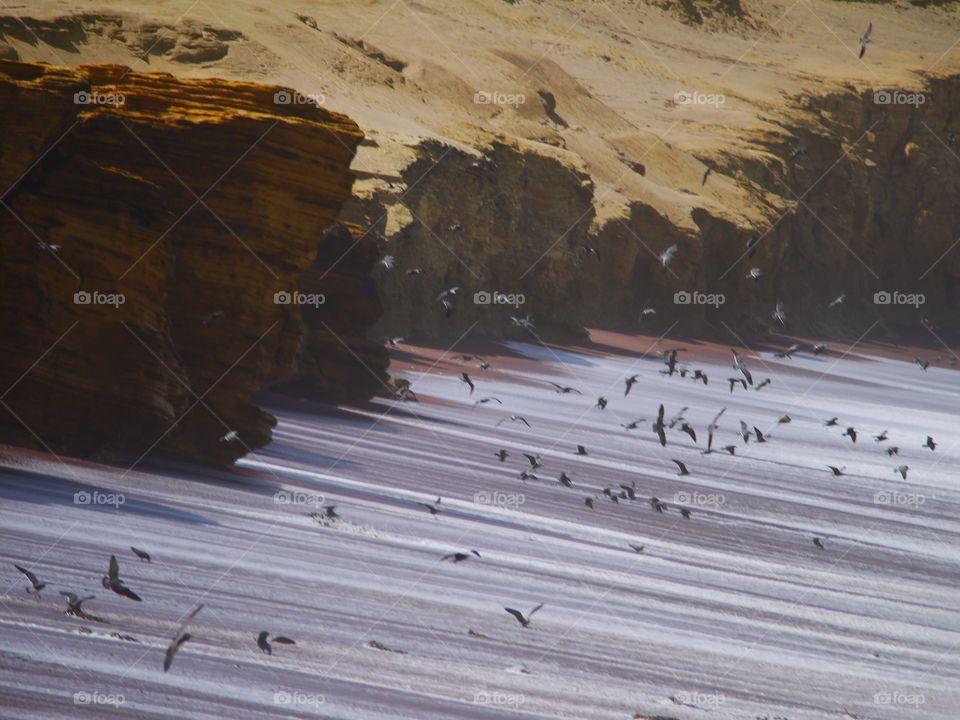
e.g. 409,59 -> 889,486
0,60 -> 385,465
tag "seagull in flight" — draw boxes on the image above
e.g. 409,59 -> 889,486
828,294 -> 846,309
130,547 -> 151,563
728,377 -> 747,393
504,603 -> 544,628
15,565 -> 46,598
813,537 -> 825,550
731,349 -> 753,385
660,244 -> 678,271
755,378 -> 771,391
495,449 -> 509,462
460,373 -> 475,395
624,375 -> 639,396
894,465 -> 909,479
548,381 -> 582,394
595,396 -> 608,411
164,604 -> 204,672
523,453 -> 542,470
257,631 -> 296,655
705,407 -> 726,453
102,555 -> 142,601
887,446 -> 900,456
824,417 -> 839,427
844,427 -> 857,443
859,21 -> 872,59
772,301 -> 787,326
420,497 -> 442,518
924,436 -> 937,451
652,404 -> 667,447
621,418 -> 646,430
474,397 -> 502,407
442,550 -> 481,563
60,592 -> 105,622
497,415 -> 532,428
576,445 -> 588,455
672,459 -> 690,476
873,430 -> 888,443
827,465 -> 845,477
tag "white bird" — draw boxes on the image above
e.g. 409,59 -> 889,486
746,267 -> 762,281
705,407 -> 726,453
828,294 -> 846,309
660,244 -> 678,270
379,255 -> 395,270
859,21 -> 872,59
731,349 -> 753,385
772,301 -> 787,326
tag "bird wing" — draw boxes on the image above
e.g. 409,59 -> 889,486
864,21 -> 872,39
527,603 -> 545,618
656,425 -> 666,447
518,416 -> 531,427
273,636 -> 296,645
672,459 -> 687,473
504,607 -> 526,625
754,427 -> 765,441
656,404 -> 665,424
117,583 -> 142,602
108,555 -> 120,582
15,564 -> 39,587
669,406 -> 688,427
60,591 -> 79,603
164,604 -> 204,671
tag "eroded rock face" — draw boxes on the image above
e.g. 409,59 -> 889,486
0,60 -> 381,465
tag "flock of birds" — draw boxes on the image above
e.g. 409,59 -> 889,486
12,547 -> 296,671
385,340 -> 946,563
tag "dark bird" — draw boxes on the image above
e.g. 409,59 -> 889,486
844,427 -> 857,443
739,421 -> 751,444
886,446 -> 899,456
474,397 -> 503,407
672,459 -> 690,476
523,453 -> 542,469
728,377 -> 747,393
257,631 -> 296,655
576,445 -> 588,456
755,378 -> 771,391
772,301 -> 787,327
874,430 -> 888,443
652,404 -> 667,447
679,508 -> 691,519
731,349 -> 753,385
789,144 -> 807,163
624,375 -> 639,396
705,407 -> 726,454
754,426 -> 767,443
915,357 -> 930,371
679,423 -> 697,443
595,396 -> 608,411
649,497 -> 667,512
319,504 -> 339,520
504,603 -> 544,628
420,497 -> 442,518
163,603 -> 203,672
775,344 -> 800,359
812,344 -> 827,355
497,415 -> 532,428
387,337 -> 404,347
102,555 -> 142,602
131,547 -> 151,563
663,349 -> 680,376
619,483 -> 636,500
460,373 -> 475,395
813,537 -> 825,550
406,268 -> 422,276
495,449 -> 509,462
559,472 -> 573,488
202,310 -> 225,327
693,370 -> 708,385
621,418 -> 646,430
548,382 -> 582,395
15,565 -> 46,598
668,407 -> 688,429
746,267 -> 762,281
858,20 -> 872,59
629,544 -> 645,553
924,436 -> 936,451
584,497 -> 594,509
778,415 -> 791,424
824,417 -> 839,427
827,294 -> 846,309
827,465 -> 845,477
723,445 -> 737,455
519,470 -> 538,482
894,465 -> 909,480
479,361 -> 491,370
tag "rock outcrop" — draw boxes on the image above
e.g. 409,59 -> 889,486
0,60 -> 384,465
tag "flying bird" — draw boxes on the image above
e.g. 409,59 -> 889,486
495,449 -> 509,462
576,445 -> 588,456
778,415 -> 791,424
163,603 -> 204,672
595,396 -> 608,410
584,497 -> 594,509
504,603 -> 544,628
772,301 -> 787,326
746,236 -> 759,258
420,497 -> 442,518
746,267 -> 762,281
915,357 -> 929,371
827,465 -> 845,477
873,430 -> 888,443
523,453 -> 542,469
813,537 -> 825,550
624,375 -> 639,396
202,310 -> 225,327
894,465 -> 909,479
652,404 -> 667,447
740,420 -> 751,444
887,446 -> 900,456
844,427 -> 857,443
824,417 -> 839,427
257,631 -> 296,655
660,244 -> 678,270
828,294 -> 846,309
812,344 -> 827,355
705,407 -> 726,453
497,415 -> 532,428
379,255 -> 395,270
460,373 -> 475,395
474,397 -> 502,408
755,378 -> 771,391
443,550 -> 481,563
775,344 -> 800,359
60,592 -> 104,621
15,565 -> 46,598
731,349 -> 753,385
130,547 -> 151,563
559,472 -> 573,488
579,244 -> 600,260
629,544 -> 645,553
679,423 -> 697,443
672,459 -> 690,476
702,166 -> 713,185
858,21 -> 872,59
692,369 -> 708,385
754,426 -> 767,443
924,436 -> 936,451
102,555 -> 142,602
728,377 -> 747,393
548,382 -> 582,395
